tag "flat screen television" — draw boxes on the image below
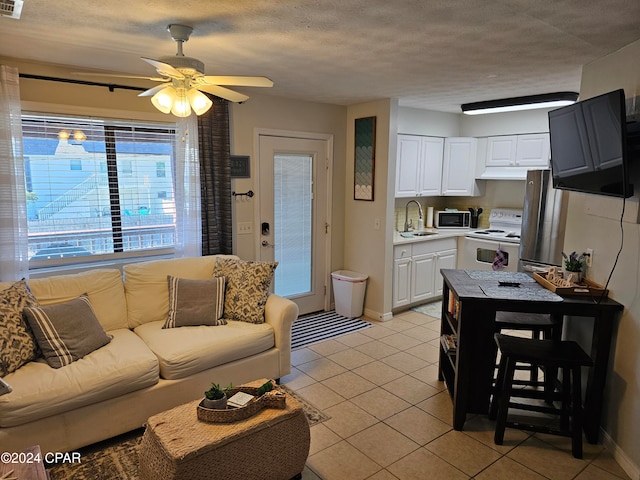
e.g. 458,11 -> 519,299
548,88 -> 633,198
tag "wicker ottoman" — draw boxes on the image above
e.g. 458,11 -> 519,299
138,380 -> 310,480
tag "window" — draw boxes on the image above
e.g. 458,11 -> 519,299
23,113 -> 177,266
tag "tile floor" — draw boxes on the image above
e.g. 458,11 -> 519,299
281,309 -> 632,480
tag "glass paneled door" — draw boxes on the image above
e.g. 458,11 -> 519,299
258,133 -> 330,315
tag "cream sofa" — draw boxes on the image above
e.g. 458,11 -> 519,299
0,255 -> 298,453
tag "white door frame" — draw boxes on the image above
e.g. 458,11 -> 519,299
253,128 -> 334,311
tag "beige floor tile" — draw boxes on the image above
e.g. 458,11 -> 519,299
308,338 -> 351,356
380,351 -> 430,374
416,391 -> 454,425
347,422 -> 419,467
309,423 -> 342,456
353,361 -> 405,386
507,436 -> 590,480
474,456 -> 547,479
402,325 -> 440,342
351,388 -> 412,421
384,406 -> 451,445
393,310 -> 432,325
360,324 -> 397,340
387,447 -> 469,480
591,449 -> 632,479
354,340 -> 401,360
323,400 -> 379,438
322,371 -> 376,399
292,347 -> 323,366
459,414 -> 530,454
301,465 -> 323,480
573,464 -> 630,480
296,357 -> 347,381
327,348 -> 375,370
382,375 -> 440,404
281,367 -> 317,390
533,432 -> 604,461
366,470 -> 400,480
425,429 -> 502,477
377,317 -> 417,332
298,382 -> 346,410
404,342 -> 440,363
409,364 -> 447,390
379,332 -> 424,350
335,331 -> 375,347
307,440 -> 382,480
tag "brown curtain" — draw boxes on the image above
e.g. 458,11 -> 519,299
197,96 -> 233,255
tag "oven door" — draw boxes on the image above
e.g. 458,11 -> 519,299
459,236 -> 519,272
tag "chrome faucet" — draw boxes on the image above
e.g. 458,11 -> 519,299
404,200 -> 424,232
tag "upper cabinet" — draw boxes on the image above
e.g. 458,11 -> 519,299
479,133 -> 550,180
396,135 -> 482,197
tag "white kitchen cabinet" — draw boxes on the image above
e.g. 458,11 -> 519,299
392,238 -> 457,308
486,134 -> 550,168
396,135 -> 443,197
442,137 -> 482,196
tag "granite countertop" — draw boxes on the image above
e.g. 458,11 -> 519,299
393,228 -> 471,245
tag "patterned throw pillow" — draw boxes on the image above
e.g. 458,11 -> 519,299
24,295 -> 112,369
213,258 -> 278,324
0,280 -> 40,376
163,276 -> 227,328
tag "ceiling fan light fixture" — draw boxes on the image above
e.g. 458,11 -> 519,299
187,88 -> 213,115
151,85 -> 175,114
171,87 -> 192,117
461,92 -> 579,115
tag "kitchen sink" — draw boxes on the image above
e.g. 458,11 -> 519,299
412,231 -> 438,236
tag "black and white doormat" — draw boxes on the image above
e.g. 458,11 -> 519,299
291,310 -> 372,350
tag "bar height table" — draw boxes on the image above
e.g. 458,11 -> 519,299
438,269 -> 623,444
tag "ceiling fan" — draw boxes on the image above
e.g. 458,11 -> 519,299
80,24 -> 273,117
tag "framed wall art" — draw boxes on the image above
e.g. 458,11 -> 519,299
354,116 -> 376,201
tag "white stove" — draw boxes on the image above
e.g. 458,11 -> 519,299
465,208 -> 523,244
459,208 -> 523,272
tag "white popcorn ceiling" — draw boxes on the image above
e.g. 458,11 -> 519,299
3,0 -> 639,113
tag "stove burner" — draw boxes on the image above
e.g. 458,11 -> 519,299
506,233 -> 520,238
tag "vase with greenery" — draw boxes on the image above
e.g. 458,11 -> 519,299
562,251 -> 585,282
203,382 -> 232,409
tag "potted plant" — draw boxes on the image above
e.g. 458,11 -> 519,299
203,383 -> 232,409
562,251 -> 586,282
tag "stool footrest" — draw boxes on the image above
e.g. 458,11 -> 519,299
506,421 -> 571,438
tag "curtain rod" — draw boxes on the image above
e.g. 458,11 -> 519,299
19,73 -> 147,93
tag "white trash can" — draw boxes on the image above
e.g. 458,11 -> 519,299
331,270 -> 368,318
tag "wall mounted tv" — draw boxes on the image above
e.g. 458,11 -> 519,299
548,88 -> 633,198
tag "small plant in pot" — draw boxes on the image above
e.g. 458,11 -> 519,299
562,251 -> 586,282
203,383 -> 232,409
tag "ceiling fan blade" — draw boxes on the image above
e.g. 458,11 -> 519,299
196,85 -> 249,103
199,76 -> 273,87
138,83 -> 172,97
141,57 -> 185,80
72,71 -> 168,82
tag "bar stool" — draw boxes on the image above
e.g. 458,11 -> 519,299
490,333 -> 593,458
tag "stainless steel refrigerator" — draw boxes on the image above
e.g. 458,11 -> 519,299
518,169 -> 569,272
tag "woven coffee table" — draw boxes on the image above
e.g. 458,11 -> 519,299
138,379 -> 310,480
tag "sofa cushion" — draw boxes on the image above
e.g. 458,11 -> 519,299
0,329 -> 159,428
213,258 -> 277,324
27,269 -> 128,331
164,276 -> 226,328
0,280 -> 40,376
134,320 -> 274,380
24,296 -> 112,369
124,256 -> 236,328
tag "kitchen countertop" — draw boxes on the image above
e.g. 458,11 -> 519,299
393,228 -> 472,245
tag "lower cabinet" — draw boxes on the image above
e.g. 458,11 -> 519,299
393,238 -> 457,308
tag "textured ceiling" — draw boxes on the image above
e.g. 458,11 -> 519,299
2,0 -> 640,113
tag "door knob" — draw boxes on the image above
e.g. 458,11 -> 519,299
261,240 -> 275,248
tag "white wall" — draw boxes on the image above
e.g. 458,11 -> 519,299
563,39 -> 640,479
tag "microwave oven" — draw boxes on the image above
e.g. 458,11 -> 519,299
435,210 -> 471,228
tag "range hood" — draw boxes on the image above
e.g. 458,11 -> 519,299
478,166 -> 538,180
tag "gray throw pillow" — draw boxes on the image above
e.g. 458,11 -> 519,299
163,276 -> 227,328
0,280 -> 40,376
24,295 -> 112,369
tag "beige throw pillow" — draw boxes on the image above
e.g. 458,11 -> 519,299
163,276 -> 226,328
213,258 -> 277,324
24,295 -> 112,369
0,280 -> 40,376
